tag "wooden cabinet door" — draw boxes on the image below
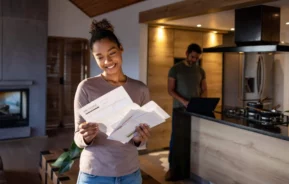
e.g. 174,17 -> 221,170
46,38 -> 64,128
62,39 -> 89,126
46,37 -> 89,128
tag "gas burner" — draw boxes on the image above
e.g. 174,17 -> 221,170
226,109 -> 236,114
248,112 -> 256,116
237,108 -> 246,115
261,116 -> 271,121
223,106 -> 289,126
225,107 -> 246,114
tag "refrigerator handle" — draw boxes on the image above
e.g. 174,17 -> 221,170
238,54 -> 245,102
260,55 -> 265,97
257,55 -> 262,95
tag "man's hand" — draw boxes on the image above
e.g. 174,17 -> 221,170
132,123 -> 151,145
79,122 -> 99,145
181,100 -> 189,108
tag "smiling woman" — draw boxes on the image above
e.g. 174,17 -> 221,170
72,19 -> 152,184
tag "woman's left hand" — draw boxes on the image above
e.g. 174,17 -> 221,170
132,123 -> 151,144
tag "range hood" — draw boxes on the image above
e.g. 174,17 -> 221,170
203,5 -> 289,53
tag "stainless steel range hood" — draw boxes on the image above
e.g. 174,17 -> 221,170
203,44 -> 289,53
203,5 -> 289,53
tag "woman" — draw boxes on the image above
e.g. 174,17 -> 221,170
74,19 -> 151,184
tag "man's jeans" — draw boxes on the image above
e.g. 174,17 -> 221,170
168,109 -> 176,166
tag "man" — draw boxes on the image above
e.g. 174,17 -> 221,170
165,43 -> 207,181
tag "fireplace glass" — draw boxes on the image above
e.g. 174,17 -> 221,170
0,89 -> 29,128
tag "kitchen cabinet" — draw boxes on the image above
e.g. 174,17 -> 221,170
46,37 -> 90,128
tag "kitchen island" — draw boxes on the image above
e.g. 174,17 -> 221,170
170,108 -> 289,184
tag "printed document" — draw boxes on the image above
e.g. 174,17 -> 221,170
78,86 -> 170,143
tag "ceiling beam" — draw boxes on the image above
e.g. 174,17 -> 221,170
139,0 -> 278,23
149,23 -> 229,34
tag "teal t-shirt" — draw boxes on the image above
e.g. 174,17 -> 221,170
168,61 -> 206,108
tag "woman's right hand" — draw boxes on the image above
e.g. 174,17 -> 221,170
79,122 -> 99,145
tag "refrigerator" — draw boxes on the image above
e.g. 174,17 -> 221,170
223,52 -> 274,109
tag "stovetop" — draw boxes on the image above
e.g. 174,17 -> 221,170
223,106 -> 289,126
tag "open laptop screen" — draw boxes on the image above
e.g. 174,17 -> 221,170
186,97 -> 220,114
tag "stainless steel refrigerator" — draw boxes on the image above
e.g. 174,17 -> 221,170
223,52 -> 274,109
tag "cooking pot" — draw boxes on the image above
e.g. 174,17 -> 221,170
259,109 -> 283,122
246,102 -> 263,113
246,97 -> 269,113
246,105 -> 283,122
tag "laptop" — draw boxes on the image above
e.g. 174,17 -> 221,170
186,97 -> 220,114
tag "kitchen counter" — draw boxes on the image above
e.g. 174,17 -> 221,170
170,109 -> 289,184
178,108 -> 289,141
170,108 -> 289,184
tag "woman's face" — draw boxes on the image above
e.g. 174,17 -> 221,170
92,38 -> 123,75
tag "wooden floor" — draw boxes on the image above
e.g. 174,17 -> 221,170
0,128 -> 195,184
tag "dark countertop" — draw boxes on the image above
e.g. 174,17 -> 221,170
177,108 -> 289,141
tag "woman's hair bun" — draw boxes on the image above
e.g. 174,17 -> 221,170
90,19 -> 114,34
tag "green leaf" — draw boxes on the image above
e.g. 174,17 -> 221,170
285,110 -> 289,113
69,141 -> 83,159
51,152 -> 69,168
59,156 -> 74,174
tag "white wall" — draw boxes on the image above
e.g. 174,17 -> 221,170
48,0 -> 183,83
48,0 -> 90,38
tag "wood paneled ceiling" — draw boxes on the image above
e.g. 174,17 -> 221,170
69,0 -> 144,17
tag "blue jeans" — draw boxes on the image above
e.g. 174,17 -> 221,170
76,169 -> 142,184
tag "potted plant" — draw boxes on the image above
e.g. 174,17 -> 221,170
51,141 -> 82,174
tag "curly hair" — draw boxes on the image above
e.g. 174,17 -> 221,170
89,19 -> 121,49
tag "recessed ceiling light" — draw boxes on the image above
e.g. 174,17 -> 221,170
230,28 -> 235,31
197,24 -> 202,27
239,52 -> 244,54
281,41 -> 285,44
286,22 -> 289,25
159,26 -> 165,29
213,31 -> 218,34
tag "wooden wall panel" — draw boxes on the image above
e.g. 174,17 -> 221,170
202,33 -> 223,111
173,30 -> 203,58
147,27 -> 174,151
191,116 -> 289,184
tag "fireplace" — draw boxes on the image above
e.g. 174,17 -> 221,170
0,89 -> 29,128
